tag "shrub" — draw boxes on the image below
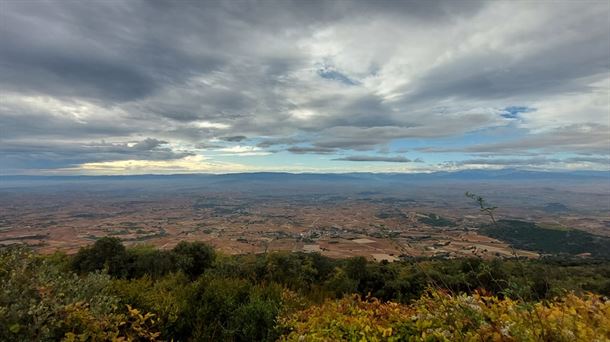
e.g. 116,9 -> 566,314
187,275 -> 285,341
278,289 -> 610,341
0,247 -> 160,341
110,272 -> 192,340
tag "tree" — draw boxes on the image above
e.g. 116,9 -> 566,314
71,237 -> 128,277
126,246 -> 176,279
324,267 -> 358,297
465,192 -> 498,225
172,241 -> 215,279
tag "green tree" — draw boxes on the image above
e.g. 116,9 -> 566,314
324,267 -> 358,297
126,245 -> 176,279
71,237 -> 128,277
172,241 -> 215,279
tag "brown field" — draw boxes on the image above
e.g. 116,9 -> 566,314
1,175 -> 608,261
6,188 -> 605,260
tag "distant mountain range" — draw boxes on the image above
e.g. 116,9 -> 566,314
2,169 -> 608,185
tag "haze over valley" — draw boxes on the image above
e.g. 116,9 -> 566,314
2,171 -> 608,260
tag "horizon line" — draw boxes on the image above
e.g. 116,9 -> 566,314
2,168 -> 609,178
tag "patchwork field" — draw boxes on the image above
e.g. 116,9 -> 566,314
2,177 -> 608,260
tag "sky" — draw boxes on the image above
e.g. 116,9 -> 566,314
0,0 -> 609,175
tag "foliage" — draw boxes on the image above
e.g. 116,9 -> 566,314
278,294 -> 410,341
0,247 -> 160,341
71,239 -> 216,279
187,275 -> 286,341
323,267 -> 358,297
110,273 -> 192,340
279,289 -> 610,341
125,245 -> 176,279
62,303 -> 160,342
71,237 -> 129,278
261,252 -> 334,291
4,238 -> 610,341
418,213 -> 456,227
172,241 -> 215,279
482,219 -> 610,258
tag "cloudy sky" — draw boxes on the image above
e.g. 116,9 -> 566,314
1,0 -> 608,174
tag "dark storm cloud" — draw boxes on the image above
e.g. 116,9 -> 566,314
394,3 -> 610,105
257,137 -> 304,148
194,142 -> 224,150
0,138 -> 193,170
0,0 -> 608,172
221,136 -> 248,142
0,0 -> 486,105
286,146 -> 337,154
2,8 -> 169,102
310,124 -> 457,150
0,1 -> 229,102
404,37 -> 609,103
131,138 -> 167,150
333,155 -> 414,163
0,0 -> 370,103
0,102 -> 134,139
321,95 -> 398,128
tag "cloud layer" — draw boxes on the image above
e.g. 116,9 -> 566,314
1,0 -> 608,174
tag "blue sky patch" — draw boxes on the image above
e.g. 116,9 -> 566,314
502,106 -> 535,119
317,69 -> 359,85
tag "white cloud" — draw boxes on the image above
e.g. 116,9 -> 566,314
74,155 -> 247,174
192,121 -> 231,130
522,77 -> 610,131
215,145 -> 271,156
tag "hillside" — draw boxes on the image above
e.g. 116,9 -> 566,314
2,239 -> 609,341
481,220 -> 610,258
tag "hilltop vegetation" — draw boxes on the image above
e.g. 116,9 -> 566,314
1,238 -> 609,341
280,292 -> 609,341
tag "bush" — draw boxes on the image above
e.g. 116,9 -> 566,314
278,289 -> 610,341
110,272 -> 192,340
0,247 -> 160,341
187,275 -> 285,341
5,238 -> 610,341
